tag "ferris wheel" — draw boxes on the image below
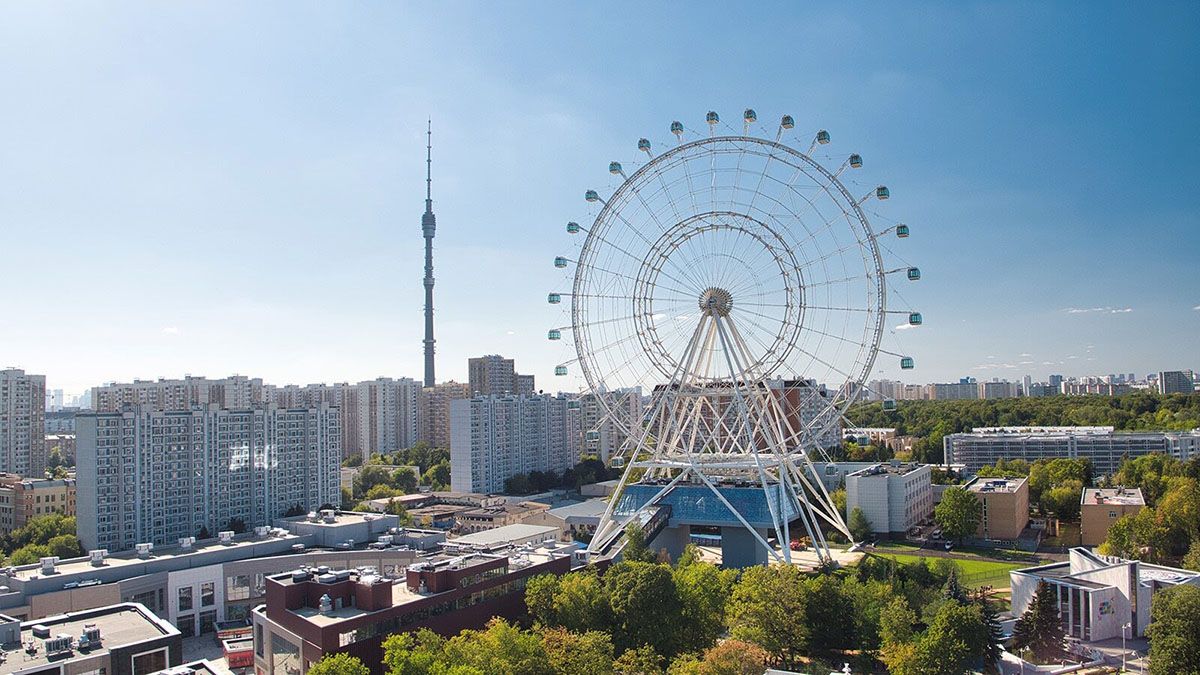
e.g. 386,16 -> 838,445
549,109 -> 921,565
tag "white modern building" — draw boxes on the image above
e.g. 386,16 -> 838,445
0,369 -> 46,478
844,462 -> 933,535
943,426 -> 1200,475
449,393 -> 581,494
1010,547 -> 1200,640
75,406 -> 341,552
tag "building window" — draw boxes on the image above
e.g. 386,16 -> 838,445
1109,511 -> 1117,518
132,648 -> 168,674
177,614 -> 195,638
271,633 -> 302,675
178,586 -> 193,612
201,581 -> 215,606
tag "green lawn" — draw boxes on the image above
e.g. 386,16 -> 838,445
872,552 -> 1029,589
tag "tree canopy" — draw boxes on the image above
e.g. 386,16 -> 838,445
934,487 -> 982,542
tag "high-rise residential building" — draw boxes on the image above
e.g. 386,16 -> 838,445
769,378 -> 842,450
1021,375 -> 1033,397
356,377 -> 420,457
978,381 -> 1014,399
515,373 -> 536,395
943,426 -> 1200,475
1158,370 -> 1194,395
0,368 -> 47,477
1048,374 -> 1064,392
449,393 -> 581,494
75,405 -> 341,552
91,375 -> 266,412
467,355 -> 522,395
579,388 -> 643,462
418,381 -> 471,450
931,382 -> 979,401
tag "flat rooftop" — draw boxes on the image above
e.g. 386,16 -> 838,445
847,462 -> 926,478
6,603 -> 174,670
548,499 -> 608,520
282,511 -> 394,528
447,524 -> 559,548
1083,487 -> 1144,506
3,531 -> 302,582
967,477 -> 1026,494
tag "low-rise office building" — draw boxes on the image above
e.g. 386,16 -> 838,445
1080,487 -> 1144,547
252,541 -> 579,675
1010,547 -> 1200,640
456,501 -> 551,533
844,463 -> 933,535
965,476 -> 1029,541
943,426 -> 1200,476
1,602 -> 183,675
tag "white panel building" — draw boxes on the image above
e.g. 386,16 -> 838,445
450,394 -> 581,494
0,369 -> 46,477
75,405 -> 341,552
943,426 -> 1200,475
844,462 -> 933,535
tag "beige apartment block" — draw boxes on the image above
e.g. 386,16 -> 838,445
0,473 -> 76,535
966,476 -> 1029,541
1080,487 -> 1144,546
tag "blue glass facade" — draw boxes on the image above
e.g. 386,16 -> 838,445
614,483 -> 797,528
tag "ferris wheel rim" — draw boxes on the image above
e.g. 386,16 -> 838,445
570,132 -> 889,428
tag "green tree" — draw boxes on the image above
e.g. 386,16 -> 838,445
975,590 -> 1005,673
8,544 -> 51,565
1011,580 -> 1064,661
1181,539 -> 1200,572
804,574 -> 856,652
382,628 -> 446,675
308,653 -> 369,675
526,570 -> 613,634
1146,584 -> 1200,675
726,564 -> 808,668
422,460 -> 451,489
605,561 -> 684,656
1041,481 -> 1083,520
366,483 -> 402,500
539,628 -> 615,675
879,596 -> 917,647
883,601 -> 988,675
941,566 -> 968,605
934,487 -> 981,542
392,467 -> 419,494
1100,507 -> 1168,562
848,506 -> 873,542
612,645 -> 664,675
830,488 -> 847,516
622,523 -> 655,563
440,619 -> 551,675
673,560 -> 735,654
673,639 -> 768,675
46,534 -> 81,559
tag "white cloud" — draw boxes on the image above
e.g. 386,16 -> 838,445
1019,352 -> 1032,357
894,323 -> 917,331
161,326 -> 181,336
1041,361 -> 1055,365
1064,306 -> 1133,315
1067,355 -> 1078,359
1193,305 -> 1200,311
506,330 -> 515,335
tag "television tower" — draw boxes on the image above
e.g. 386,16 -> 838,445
422,120 -> 437,387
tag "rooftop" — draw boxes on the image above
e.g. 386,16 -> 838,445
445,524 -> 560,548
1083,487 -> 1145,506
6,603 -> 176,671
1,529 -> 301,583
847,462 -> 927,478
967,477 -> 1026,494
547,499 -> 609,520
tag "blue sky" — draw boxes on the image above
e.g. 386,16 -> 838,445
1,2 -> 1197,397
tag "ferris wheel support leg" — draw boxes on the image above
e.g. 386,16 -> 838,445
689,465 -> 785,564
712,315 -> 791,563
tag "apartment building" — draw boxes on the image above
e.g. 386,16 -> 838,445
417,381 -> 471,450
0,368 -> 47,477
91,375 -> 266,412
467,355 -> 534,396
75,406 -> 341,552
579,388 -> 643,462
943,426 -> 1200,475
449,393 -> 581,494
0,474 -> 76,535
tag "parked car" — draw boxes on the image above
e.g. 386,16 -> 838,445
944,541 -> 954,551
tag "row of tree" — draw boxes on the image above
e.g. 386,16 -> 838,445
977,456 -> 1093,520
502,458 -> 620,495
1,513 -> 81,565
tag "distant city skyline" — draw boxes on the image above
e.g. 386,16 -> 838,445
1,3 -> 1197,397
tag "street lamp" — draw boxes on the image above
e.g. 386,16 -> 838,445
1122,622 -> 1132,673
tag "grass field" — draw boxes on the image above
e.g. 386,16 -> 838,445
872,551 -> 1029,590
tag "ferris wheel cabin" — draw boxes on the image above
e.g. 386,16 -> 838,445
547,329 -> 561,340
900,357 -> 915,370
566,221 -> 581,234
907,267 -> 921,281
895,223 -> 910,238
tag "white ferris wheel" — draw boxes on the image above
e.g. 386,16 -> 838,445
548,109 -> 921,565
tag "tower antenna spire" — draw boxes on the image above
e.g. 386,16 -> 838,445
422,119 -> 437,387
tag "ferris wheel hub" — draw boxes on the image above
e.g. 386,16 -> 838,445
698,287 -> 733,317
